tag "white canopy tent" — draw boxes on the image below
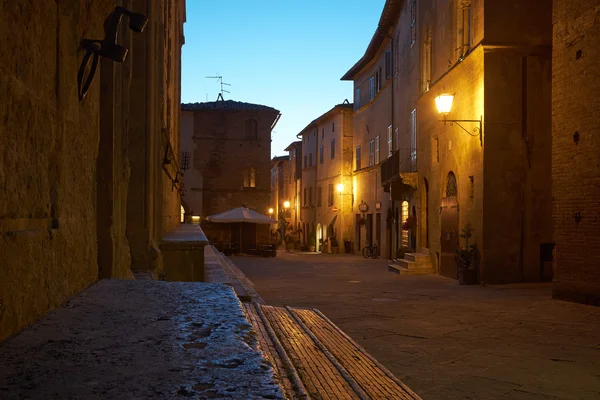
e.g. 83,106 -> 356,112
206,207 -> 277,224
206,207 -> 276,253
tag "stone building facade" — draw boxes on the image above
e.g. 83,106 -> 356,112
0,0 -> 185,341
344,0 -> 553,284
415,0 -> 552,283
270,156 -> 290,219
298,103 -> 354,252
342,1 -> 416,259
180,100 -> 281,246
552,0 -> 600,304
284,141 -> 303,235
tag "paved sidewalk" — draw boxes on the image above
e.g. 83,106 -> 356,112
233,252 -> 600,400
0,280 -> 283,400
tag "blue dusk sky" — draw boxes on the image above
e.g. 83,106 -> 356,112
181,0 -> 386,158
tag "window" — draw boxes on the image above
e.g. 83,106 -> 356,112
243,167 -> 256,188
369,140 -> 375,166
331,139 -> 335,159
303,155 -> 307,169
319,144 -> 324,164
355,88 -> 361,109
457,2 -> 472,59
385,50 -> 392,79
328,184 -> 334,207
410,0 -> 417,47
245,119 -> 258,139
303,187 -> 307,206
356,146 -> 361,170
309,187 -> 313,206
369,77 -> 375,101
322,128 -> 325,138
375,136 -> 380,164
422,27 -> 432,93
332,122 -> 335,132
309,153 -> 313,167
410,109 -> 417,169
387,125 -> 393,157
317,186 -> 322,207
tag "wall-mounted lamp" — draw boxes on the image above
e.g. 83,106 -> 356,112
268,208 -> 274,215
283,201 -> 291,209
336,183 -> 344,193
435,93 -> 483,147
78,6 -> 149,101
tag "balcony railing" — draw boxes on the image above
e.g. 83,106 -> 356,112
380,148 -> 417,186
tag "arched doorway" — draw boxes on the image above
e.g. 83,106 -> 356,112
401,201 -> 409,248
423,178 -> 429,248
316,223 -> 322,252
440,171 -> 459,279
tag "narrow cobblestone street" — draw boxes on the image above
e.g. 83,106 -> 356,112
233,252 -> 600,400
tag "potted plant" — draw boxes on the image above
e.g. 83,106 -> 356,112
308,234 -> 316,252
455,223 -> 480,285
330,235 -> 339,254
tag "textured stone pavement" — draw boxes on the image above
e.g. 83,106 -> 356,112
0,280 -> 284,400
233,252 -> 600,400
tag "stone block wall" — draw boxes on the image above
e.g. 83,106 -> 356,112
0,0 -> 185,341
552,0 -> 600,304
0,0 -> 114,341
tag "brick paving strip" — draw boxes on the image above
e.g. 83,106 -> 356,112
244,302 -> 423,399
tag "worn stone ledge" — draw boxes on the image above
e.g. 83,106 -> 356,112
160,224 -> 209,282
160,223 -> 209,250
0,280 -> 284,400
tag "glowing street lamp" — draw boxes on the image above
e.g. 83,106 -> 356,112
434,92 -> 482,147
283,201 -> 290,209
268,208 -> 274,215
336,183 -> 344,193
434,93 -> 454,115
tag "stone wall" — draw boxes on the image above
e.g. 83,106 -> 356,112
0,0 -> 112,342
181,105 -> 279,242
483,49 -> 552,283
552,0 -> 600,304
0,0 -> 185,342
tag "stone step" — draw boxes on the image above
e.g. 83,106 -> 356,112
405,252 -> 430,262
388,264 -> 434,275
397,258 -> 432,269
420,247 -> 430,255
208,246 -> 264,303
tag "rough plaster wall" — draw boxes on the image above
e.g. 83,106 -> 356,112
483,50 -> 552,284
552,0 -> 600,304
0,0 -> 115,341
417,47 -> 485,277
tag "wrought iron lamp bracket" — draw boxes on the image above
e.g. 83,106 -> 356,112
441,116 -> 483,147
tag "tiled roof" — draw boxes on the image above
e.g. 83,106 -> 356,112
298,102 -> 354,136
181,100 -> 279,113
341,0 -> 403,80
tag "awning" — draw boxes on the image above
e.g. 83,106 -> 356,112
206,207 -> 277,224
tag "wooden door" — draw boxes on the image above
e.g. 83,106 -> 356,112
440,196 -> 459,279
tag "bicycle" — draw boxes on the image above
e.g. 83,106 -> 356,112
362,242 -> 379,259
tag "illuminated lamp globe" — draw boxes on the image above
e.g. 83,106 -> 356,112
268,208 -> 274,214
336,183 -> 344,193
283,201 -> 291,209
435,93 -> 454,116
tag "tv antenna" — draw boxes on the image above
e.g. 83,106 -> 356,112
205,75 -> 231,101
